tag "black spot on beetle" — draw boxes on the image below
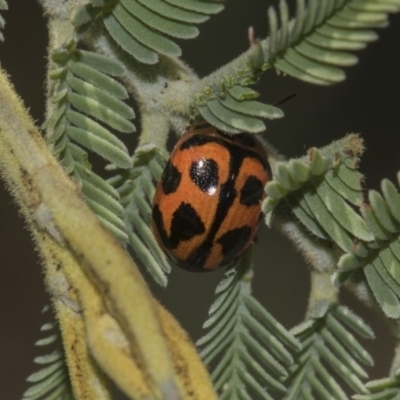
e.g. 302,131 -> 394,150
161,161 -> 181,194
179,244 -> 211,271
152,204 -> 171,249
240,175 -> 264,206
217,226 -> 252,261
169,202 -> 205,249
190,158 -> 218,193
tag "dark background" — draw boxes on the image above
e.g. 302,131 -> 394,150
1,0 -> 400,398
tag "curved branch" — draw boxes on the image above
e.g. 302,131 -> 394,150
0,68 -> 216,400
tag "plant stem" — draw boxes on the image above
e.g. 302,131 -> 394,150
0,68 -> 216,400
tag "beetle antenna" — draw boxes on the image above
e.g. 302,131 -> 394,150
273,93 -> 296,107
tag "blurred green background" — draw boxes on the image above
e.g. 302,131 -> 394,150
1,0 -> 400,398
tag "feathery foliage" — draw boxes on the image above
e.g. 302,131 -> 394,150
263,134 -> 374,253
22,306 -> 73,400
108,144 -> 172,286
259,135 -> 383,399
192,0 -> 400,133
193,83 -> 285,134
262,131 -> 400,320
44,41 -> 135,242
73,0 -> 224,64
197,250 -> 300,399
354,370 -> 400,400
266,0 -> 400,85
285,305 -> 374,399
0,0 -> 7,42
335,172 -> 400,318
191,4 -> 400,398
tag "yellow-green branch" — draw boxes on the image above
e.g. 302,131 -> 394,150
0,68 -> 217,400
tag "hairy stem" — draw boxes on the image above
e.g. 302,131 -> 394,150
273,212 -> 341,318
0,68 -> 216,400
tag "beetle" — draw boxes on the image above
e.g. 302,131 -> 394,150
151,122 -> 271,272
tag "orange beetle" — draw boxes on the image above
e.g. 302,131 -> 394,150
152,122 -> 271,272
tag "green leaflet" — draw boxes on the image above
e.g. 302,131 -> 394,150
194,84 -> 284,134
206,99 -> 266,133
109,145 -> 172,286
222,93 -> 283,119
66,76 -> 132,118
77,49 -> 126,76
316,24 -> 378,42
383,177 -> 400,223
281,47 -> 346,83
274,162 -> 302,190
137,0 -> 209,24
286,191 -> 330,239
120,0 -> 199,39
112,4 -> 182,57
73,0 -> 223,65
327,166 -> 364,206
66,110 -> 131,148
295,40 -> 358,66
284,305 -> 373,400
350,0 -> 400,13
67,61 -> 128,99
287,160 -> 312,183
0,0 -> 7,42
354,368 -> 400,400
103,14 -> 159,65
303,183 -> 356,252
44,44 -> 133,243
163,0 -> 224,14
197,250 -> 300,398
67,92 -> 134,134
369,190 -> 400,233
266,0 -> 400,85
274,57 -> 329,85
228,86 -> 260,101
22,306 -> 73,400
197,104 -> 242,134
339,174 -> 400,319
314,179 -> 372,241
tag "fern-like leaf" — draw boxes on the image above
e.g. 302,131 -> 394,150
0,0 -> 7,42
263,134 -> 374,254
354,369 -> 400,400
44,41 -> 134,242
285,305 -> 374,399
193,83 -> 284,134
22,305 -> 73,400
335,172 -> 400,318
267,0 -> 400,85
191,0 -> 400,133
108,144 -> 172,286
197,249 -> 300,399
73,0 -> 224,65
264,135 -> 400,319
